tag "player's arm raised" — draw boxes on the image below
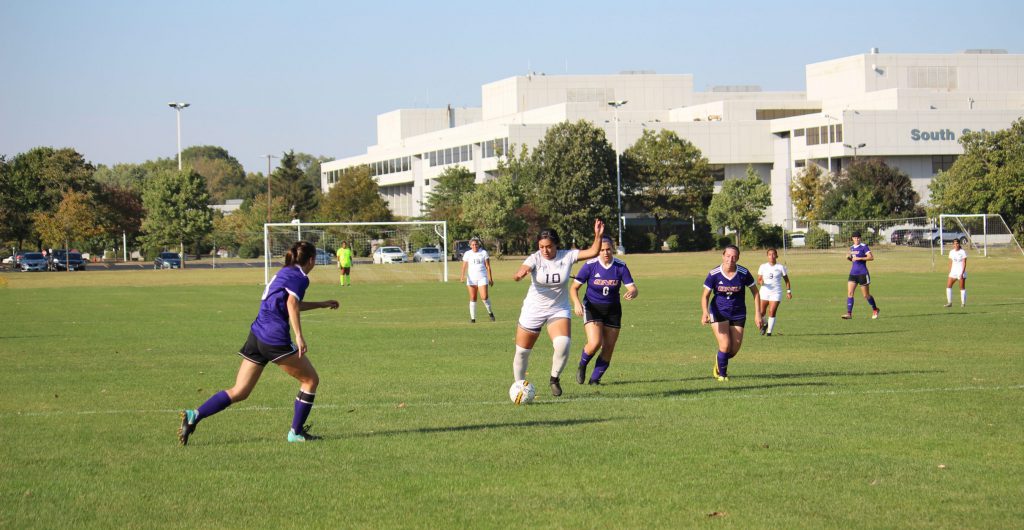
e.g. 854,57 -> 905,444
576,219 -> 606,261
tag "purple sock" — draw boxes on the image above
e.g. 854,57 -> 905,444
846,297 -> 854,313
579,350 -> 594,367
717,351 -> 729,377
291,391 -> 315,433
195,390 -> 232,422
867,296 -> 877,310
590,357 -> 610,382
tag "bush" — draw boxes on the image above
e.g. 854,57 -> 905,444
238,240 -> 263,259
665,234 -> 681,252
749,224 -> 784,249
717,235 -> 734,250
806,227 -> 832,249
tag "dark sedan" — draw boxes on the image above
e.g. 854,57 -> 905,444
50,250 -> 86,271
154,252 -> 182,269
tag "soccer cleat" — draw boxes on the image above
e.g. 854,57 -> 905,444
489,312 -> 495,322
550,377 -> 563,397
576,365 -> 586,385
759,320 -> 768,335
872,308 -> 880,320
944,303 -> 952,308
841,313 -> 853,320
470,318 -> 475,324
713,363 -> 727,381
287,424 -> 322,443
716,375 -> 729,382
766,332 -> 772,337
588,379 -> 601,386
178,409 -> 197,446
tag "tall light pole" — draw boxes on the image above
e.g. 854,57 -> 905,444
843,142 -> 867,161
608,100 -> 628,253
823,113 -> 838,175
167,102 -> 190,170
262,154 -> 279,223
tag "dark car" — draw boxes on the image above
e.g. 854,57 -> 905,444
154,252 -> 182,269
50,250 -> 86,271
315,248 -> 334,266
20,252 -> 49,272
451,240 -> 471,261
891,228 -> 928,246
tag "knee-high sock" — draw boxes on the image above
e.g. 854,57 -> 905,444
513,346 -> 531,381
579,349 -> 594,367
291,391 -> 315,433
195,390 -> 232,423
591,356 -> 610,382
343,273 -> 350,285
961,289 -> 966,305
469,301 -> 477,320
717,351 -> 729,377
867,296 -> 877,310
946,288 -> 952,304
551,336 -> 571,378
484,299 -> 492,314
846,297 -> 854,313
767,316 -> 776,333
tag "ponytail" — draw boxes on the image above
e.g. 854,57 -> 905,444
285,241 -> 316,267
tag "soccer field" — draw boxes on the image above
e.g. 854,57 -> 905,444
1,251 -> 1022,529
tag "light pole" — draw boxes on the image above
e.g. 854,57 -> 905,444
167,102 -> 190,170
262,154 -> 279,223
823,113 -> 838,174
843,142 -> 867,161
608,100 -> 628,253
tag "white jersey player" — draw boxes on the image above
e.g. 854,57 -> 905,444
512,220 -> 604,397
756,248 -> 792,336
945,238 -> 968,307
459,238 -> 494,323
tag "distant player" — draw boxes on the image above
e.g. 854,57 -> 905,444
842,231 -> 879,319
700,245 -> 762,381
460,237 -> 495,323
336,241 -> 353,286
570,236 -> 638,385
756,248 -> 791,336
945,238 -> 968,307
177,241 -> 339,445
512,220 -> 604,397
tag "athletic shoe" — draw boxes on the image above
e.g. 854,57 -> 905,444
872,308 -> 880,320
287,424 -> 322,443
576,365 -> 586,385
961,304 -> 965,308
489,312 -> 495,322
713,363 -> 727,381
841,313 -> 853,320
470,318 -> 475,324
178,409 -> 197,446
766,332 -> 772,337
759,320 -> 768,335
588,379 -> 601,386
550,377 -> 563,397
944,303 -> 952,308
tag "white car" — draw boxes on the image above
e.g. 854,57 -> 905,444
372,246 -> 406,264
789,233 -> 806,248
412,247 -> 441,263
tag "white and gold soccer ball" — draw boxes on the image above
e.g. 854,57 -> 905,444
509,380 -> 536,405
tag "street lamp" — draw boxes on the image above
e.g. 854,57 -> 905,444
262,154 -> 279,223
608,99 -> 628,253
167,102 -> 190,170
843,143 -> 867,161
823,113 -> 838,174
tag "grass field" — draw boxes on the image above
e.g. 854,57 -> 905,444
1,250 -> 1023,529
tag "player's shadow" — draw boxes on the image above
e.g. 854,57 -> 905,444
786,329 -> 909,336
342,417 -> 613,439
748,368 -> 943,380
656,380 -> 829,397
881,311 -> 987,319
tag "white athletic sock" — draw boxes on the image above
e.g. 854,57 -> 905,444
469,301 -> 476,320
961,290 -> 966,306
484,299 -> 492,314
513,346 -> 531,381
946,288 -> 952,304
551,336 -> 571,378
767,317 -> 776,333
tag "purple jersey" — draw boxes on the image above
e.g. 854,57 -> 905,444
574,257 -> 635,305
703,265 -> 756,320
251,265 -> 309,346
849,243 -> 871,275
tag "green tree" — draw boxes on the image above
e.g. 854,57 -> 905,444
292,152 -> 332,192
460,173 -> 526,255
93,182 -> 144,251
821,158 -> 922,220
622,129 -> 713,240
271,150 -> 320,219
790,163 -> 832,221
140,169 -> 214,260
318,165 -> 393,222
929,118 -> 1024,235
211,193 -> 290,257
31,190 -> 106,259
530,120 -> 616,246
422,166 -> 476,239
707,166 -> 772,248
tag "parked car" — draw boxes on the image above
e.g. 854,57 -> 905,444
412,247 -> 441,263
891,228 -> 928,246
926,228 -> 970,247
451,240 -> 471,261
372,246 -> 406,264
49,250 -> 86,271
315,248 -> 334,265
19,252 -> 49,272
788,233 -> 806,248
154,252 -> 182,269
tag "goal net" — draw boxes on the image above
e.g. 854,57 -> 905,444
939,214 -> 1024,257
782,217 -> 934,254
263,221 -> 448,285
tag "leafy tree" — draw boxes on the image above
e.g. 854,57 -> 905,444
93,182 -> 144,250
929,118 -> 1024,235
93,163 -> 150,192
140,169 -> 214,260
529,120 -> 616,246
422,166 -> 476,239
621,129 -> 713,240
707,166 -> 772,247
460,173 -> 526,255
318,165 -> 393,222
821,158 -> 922,220
291,152 -> 332,192
271,150 -> 320,220
31,190 -> 106,258
497,144 -> 544,253
211,193 -> 290,256
790,163 -> 832,221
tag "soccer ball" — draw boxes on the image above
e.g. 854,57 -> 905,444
509,380 -> 536,404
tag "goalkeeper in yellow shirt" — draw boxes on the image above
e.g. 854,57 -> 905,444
336,241 -> 353,286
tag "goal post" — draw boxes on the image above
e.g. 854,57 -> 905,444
939,214 -> 1024,257
263,221 -> 448,285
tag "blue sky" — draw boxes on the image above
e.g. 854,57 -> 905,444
2,0 -> 1021,174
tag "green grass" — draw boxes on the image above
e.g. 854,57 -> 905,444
1,251 -> 1023,529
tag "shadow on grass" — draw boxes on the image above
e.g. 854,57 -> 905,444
880,311 -> 988,319
342,417 -> 614,439
786,329 -> 909,336
657,380 -> 829,398
605,368 -> 943,387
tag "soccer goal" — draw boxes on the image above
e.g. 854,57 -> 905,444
783,217 -> 934,254
263,221 -> 449,285
939,214 -> 1024,257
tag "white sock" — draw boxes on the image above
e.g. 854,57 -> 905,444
767,317 -> 776,333
551,336 -> 571,378
513,346 -> 531,381
946,288 -> 952,304
961,290 -> 966,306
484,299 -> 492,314
469,301 -> 476,320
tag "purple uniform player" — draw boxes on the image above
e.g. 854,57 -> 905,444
570,237 -> 638,385
842,231 -> 879,319
700,245 -> 762,381
177,241 -> 340,445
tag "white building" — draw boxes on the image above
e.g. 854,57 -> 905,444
322,49 -> 1024,228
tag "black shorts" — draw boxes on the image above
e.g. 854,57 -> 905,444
238,331 -> 297,366
709,310 -> 746,328
848,273 -> 871,286
340,266 -> 351,274
583,299 -> 622,329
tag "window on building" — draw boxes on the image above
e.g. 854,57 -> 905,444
795,160 -> 806,168
932,155 -> 958,174
708,165 -> 725,182
806,127 -> 820,145
834,124 -> 843,143
755,108 -> 821,120
794,128 -> 805,137
444,148 -> 452,165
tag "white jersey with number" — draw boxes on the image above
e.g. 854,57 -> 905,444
948,249 -> 967,278
758,262 -> 788,301
520,249 -> 580,313
462,249 -> 490,281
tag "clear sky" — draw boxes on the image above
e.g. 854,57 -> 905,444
2,0 -> 1021,174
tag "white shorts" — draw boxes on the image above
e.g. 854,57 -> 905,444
517,307 -> 571,333
759,286 -> 783,302
466,276 -> 489,287
948,271 -> 967,280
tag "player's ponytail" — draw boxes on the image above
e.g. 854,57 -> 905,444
285,241 -> 316,267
